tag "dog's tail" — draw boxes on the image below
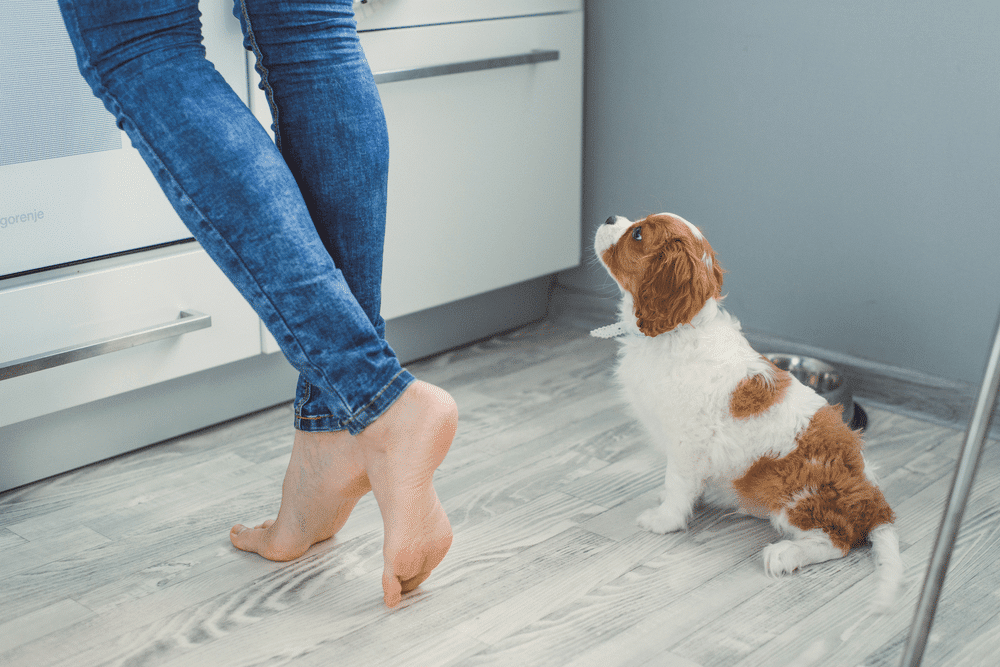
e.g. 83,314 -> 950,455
869,523 -> 903,614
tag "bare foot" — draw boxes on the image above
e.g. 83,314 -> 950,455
357,381 -> 457,607
230,428 -> 371,561
230,380 -> 457,607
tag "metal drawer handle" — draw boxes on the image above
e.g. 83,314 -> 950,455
373,49 -> 559,84
0,310 -> 211,381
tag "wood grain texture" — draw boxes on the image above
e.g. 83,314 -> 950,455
1,285 -> 998,666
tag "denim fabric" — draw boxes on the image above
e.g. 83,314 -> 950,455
57,0 -> 413,434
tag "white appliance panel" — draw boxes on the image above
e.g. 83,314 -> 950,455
0,0 -> 248,279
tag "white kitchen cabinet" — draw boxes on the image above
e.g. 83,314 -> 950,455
0,246 -> 262,428
1,0 -> 582,491
369,12 -> 583,319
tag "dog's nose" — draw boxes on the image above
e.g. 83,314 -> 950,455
605,216 -> 618,226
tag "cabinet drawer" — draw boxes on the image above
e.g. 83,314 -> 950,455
354,0 -> 581,31
365,12 -> 583,319
0,246 -> 261,427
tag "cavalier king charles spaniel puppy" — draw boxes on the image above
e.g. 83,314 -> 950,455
593,212 -> 902,612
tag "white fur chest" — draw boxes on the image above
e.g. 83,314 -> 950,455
614,321 -> 739,450
610,303 -> 826,482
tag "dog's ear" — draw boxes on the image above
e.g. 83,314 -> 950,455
634,238 -> 722,336
704,239 -> 725,298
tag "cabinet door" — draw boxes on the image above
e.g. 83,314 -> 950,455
0,247 -> 261,427
365,12 -> 583,319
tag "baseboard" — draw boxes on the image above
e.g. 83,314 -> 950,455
743,329 -> 995,437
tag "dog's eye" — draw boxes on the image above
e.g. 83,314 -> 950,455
631,227 -> 642,241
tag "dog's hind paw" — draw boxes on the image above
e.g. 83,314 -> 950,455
637,506 -> 686,534
762,540 -> 804,577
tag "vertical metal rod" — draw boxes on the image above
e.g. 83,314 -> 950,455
899,308 -> 1000,667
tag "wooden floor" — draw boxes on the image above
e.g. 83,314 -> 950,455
2,287 -> 999,667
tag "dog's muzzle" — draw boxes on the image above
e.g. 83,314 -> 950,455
594,215 -> 630,256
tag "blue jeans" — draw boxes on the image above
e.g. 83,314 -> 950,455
58,0 -> 414,434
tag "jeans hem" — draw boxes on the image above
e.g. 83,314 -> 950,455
294,368 -> 415,435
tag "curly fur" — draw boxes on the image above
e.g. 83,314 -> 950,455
594,212 -> 902,613
731,357 -> 793,420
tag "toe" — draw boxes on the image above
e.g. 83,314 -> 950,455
381,530 -> 452,605
399,570 -> 432,595
230,523 -> 260,553
382,568 -> 403,607
230,523 -> 274,554
230,523 -> 302,561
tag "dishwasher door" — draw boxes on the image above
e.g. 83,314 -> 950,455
365,11 -> 583,319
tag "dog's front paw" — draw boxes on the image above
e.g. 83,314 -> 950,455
637,506 -> 686,534
762,540 -> 804,577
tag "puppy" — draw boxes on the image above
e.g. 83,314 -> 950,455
593,212 -> 902,612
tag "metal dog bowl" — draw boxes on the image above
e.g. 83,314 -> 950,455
764,353 -> 867,431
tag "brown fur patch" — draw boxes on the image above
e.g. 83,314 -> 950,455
601,237 -> 645,298
601,214 -> 724,337
732,405 -> 894,552
730,359 -> 793,419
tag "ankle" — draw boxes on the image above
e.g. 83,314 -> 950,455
293,428 -> 369,490
359,381 -> 458,454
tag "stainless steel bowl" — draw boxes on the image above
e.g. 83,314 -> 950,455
764,353 -> 865,430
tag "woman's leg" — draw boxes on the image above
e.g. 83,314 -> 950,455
229,2 -> 455,604
57,0 -> 406,431
58,0 -> 454,605
231,0 -> 394,433
235,0 -> 390,338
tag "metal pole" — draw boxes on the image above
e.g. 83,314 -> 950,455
899,308 -> 1000,667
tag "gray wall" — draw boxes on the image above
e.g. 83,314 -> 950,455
563,0 -> 1000,385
